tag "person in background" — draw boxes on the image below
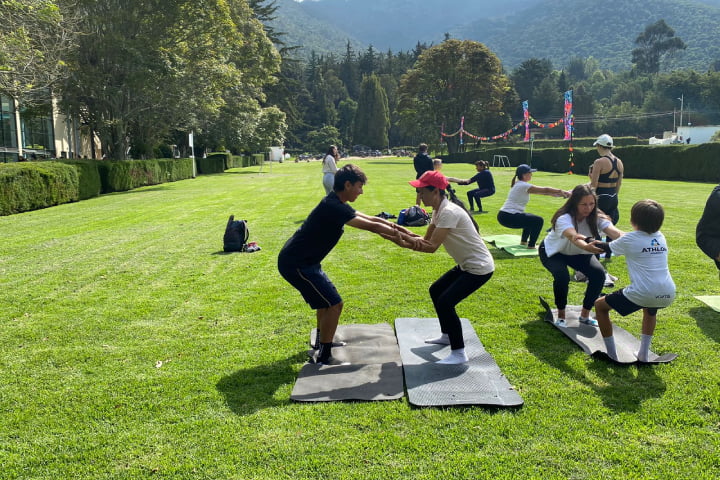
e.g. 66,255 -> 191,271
397,170 -> 494,365
539,184 -> 624,327
696,183 -> 720,279
448,160 -> 496,213
321,145 -> 340,195
278,165 -> 414,365
589,134 -> 623,257
594,200 -> 675,362
497,164 -> 570,248
413,143 -> 434,205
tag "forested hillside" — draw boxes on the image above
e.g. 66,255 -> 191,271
277,0 -> 720,71
459,0 -> 720,70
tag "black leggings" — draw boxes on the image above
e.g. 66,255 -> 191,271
539,241 -> 605,311
429,266 -> 493,350
467,188 -> 495,210
596,189 -> 619,225
497,210 -> 544,247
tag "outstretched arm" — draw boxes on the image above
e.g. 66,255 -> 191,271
562,227 -> 603,254
353,211 -> 418,236
528,185 -> 570,198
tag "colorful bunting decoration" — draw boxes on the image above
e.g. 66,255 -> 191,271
564,90 -> 573,141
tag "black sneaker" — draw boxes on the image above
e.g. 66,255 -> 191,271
315,355 -> 349,366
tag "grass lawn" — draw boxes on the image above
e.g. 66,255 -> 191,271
1,158 -> 718,479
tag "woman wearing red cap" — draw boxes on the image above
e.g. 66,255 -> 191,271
399,170 -> 495,364
497,164 -> 570,248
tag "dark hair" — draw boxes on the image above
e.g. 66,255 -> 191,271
631,199 -> 664,233
421,185 -> 479,232
474,160 -> 488,168
326,145 -> 338,157
551,184 -> 606,238
334,164 -> 367,191
419,143 -> 428,153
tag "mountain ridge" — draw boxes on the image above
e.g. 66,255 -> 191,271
272,0 -> 720,71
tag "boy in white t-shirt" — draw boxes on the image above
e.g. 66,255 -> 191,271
593,200 -> 676,362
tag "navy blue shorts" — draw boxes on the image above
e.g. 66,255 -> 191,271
278,263 -> 342,309
604,289 -> 659,316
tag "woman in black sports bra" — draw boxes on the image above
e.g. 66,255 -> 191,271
589,134 -> 624,225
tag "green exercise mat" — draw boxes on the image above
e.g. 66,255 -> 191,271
484,234 -> 539,257
694,295 -> 720,312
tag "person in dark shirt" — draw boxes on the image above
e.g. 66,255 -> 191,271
413,143 -> 434,205
697,184 -> 720,278
278,164 -> 417,365
448,160 -> 496,212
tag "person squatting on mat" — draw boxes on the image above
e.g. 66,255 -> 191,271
394,170 -> 495,365
589,134 -> 624,258
593,200 -> 676,362
497,164 -> 570,249
277,164 -> 415,365
447,160 -> 496,213
696,183 -> 720,279
538,184 -> 624,328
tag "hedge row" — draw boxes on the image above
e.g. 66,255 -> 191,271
199,153 -> 265,173
0,162 -> 79,215
440,142 -> 720,183
0,158 -> 194,216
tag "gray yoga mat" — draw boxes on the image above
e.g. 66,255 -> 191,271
539,296 -> 677,364
290,323 -> 404,402
394,317 -> 523,407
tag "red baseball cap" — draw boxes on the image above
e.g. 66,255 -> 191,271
409,170 -> 449,190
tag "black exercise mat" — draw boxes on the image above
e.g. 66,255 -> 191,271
290,323 -> 404,402
539,296 -> 677,365
394,317 -> 523,407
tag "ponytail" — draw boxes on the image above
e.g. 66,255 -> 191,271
446,186 -> 479,232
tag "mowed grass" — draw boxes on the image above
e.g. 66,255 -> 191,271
1,158 -> 718,479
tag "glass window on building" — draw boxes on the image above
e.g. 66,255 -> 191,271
0,94 -> 18,162
20,102 -> 54,160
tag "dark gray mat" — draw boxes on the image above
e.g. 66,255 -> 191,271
539,296 -> 677,365
290,323 -> 404,402
394,317 -> 523,407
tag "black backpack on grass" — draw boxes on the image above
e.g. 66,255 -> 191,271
224,215 -> 249,252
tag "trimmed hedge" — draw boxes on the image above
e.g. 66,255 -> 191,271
59,159 -> 102,200
440,143 -> 720,183
1,158 -> 195,215
0,162 -> 79,215
198,154 -> 228,174
96,158 -> 194,192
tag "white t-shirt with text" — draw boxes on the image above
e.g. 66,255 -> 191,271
610,230 -> 675,308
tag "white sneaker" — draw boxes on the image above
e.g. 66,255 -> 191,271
573,271 -> 587,282
604,272 -> 615,287
554,318 -> 567,328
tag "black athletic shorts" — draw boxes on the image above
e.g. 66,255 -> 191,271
604,289 -> 659,316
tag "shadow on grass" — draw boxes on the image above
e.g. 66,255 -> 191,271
688,306 -> 720,343
216,352 -> 305,415
522,313 -> 666,413
106,185 -> 173,195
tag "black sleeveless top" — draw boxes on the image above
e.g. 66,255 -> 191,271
597,155 -> 621,186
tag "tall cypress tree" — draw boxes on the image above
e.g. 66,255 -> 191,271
354,74 -> 389,149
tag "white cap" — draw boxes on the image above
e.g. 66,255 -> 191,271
593,134 -> 613,148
